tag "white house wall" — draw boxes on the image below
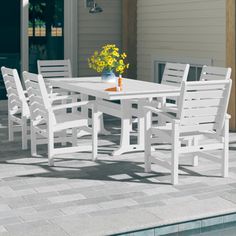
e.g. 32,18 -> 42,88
78,0 -> 122,76
137,0 -> 226,82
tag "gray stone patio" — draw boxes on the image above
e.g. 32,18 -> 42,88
0,100 -> 236,236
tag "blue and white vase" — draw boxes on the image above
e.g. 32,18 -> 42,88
101,70 -> 116,83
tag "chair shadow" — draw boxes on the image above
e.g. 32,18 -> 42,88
178,166 -> 220,178
0,115 -> 232,185
0,156 -> 172,185
0,147 -> 223,186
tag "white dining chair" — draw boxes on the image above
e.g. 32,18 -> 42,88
37,59 -> 72,79
135,63 -> 190,111
187,65 -> 232,166
23,71 -> 97,166
1,67 -> 30,150
156,65 -> 232,116
39,59 -> 110,136
37,59 -> 73,94
38,59 -> 85,118
144,79 -> 232,185
130,63 -> 190,131
157,62 -> 190,107
200,65 -> 231,81
155,65 -> 231,114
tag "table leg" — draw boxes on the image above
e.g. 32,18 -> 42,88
78,95 -> 110,137
77,94 -> 90,137
137,99 -> 145,147
96,98 -> 110,135
92,101 -> 98,161
112,99 -> 144,156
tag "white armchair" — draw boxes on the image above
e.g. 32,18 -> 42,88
155,62 -> 190,107
200,65 -> 231,81
37,59 -> 78,98
154,65 -> 232,123
1,67 -> 30,150
132,63 -> 190,128
144,79 -> 232,185
23,71 -> 97,166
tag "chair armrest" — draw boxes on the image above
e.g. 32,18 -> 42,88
52,88 -> 69,94
144,105 -> 160,114
161,106 -> 178,114
144,106 -> 180,124
49,94 -> 80,102
46,84 -> 68,96
23,90 -> 29,101
52,101 -> 91,111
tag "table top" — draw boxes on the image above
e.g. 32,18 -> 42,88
49,77 -> 180,100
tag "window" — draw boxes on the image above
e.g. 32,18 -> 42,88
152,57 -> 212,84
28,0 -> 64,72
28,0 -> 63,38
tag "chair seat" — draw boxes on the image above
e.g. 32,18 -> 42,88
152,124 -> 216,138
54,113 -> 88,131
165,103 -> 177,108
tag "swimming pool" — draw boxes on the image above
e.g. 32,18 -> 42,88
115,212 -> 236,236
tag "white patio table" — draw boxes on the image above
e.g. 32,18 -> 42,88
48,77 -> 180,156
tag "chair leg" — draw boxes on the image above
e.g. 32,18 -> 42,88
222,118 -> 229,177
22,116 -> 27,150
192,137 -> 199,167
31,123 -> 37,156
129,101 -> 134,132
72,93 -> 77,113
60,98 -> 68,147
144,109 -> 152,172
144,131 -> 152,172
157,97 -> 166,126
222,147 -> 229,178
96,98 -> 110,135
92,103 -> 98,161
72,128 -> 77,146
171,123 -> 179,185
138,100 -> 145,148
8,118 -> 14,141
61,130 -> 67,146
192,155 -> 199,167
48,128 -> 54,166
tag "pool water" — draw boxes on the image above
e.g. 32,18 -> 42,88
116,213 -> 236,236
176,222 -> 236,236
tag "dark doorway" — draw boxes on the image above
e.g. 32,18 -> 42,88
0,1 -> 20,100
29,0 -> 64,73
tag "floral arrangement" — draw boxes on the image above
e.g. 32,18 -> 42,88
88,44 -> 129,75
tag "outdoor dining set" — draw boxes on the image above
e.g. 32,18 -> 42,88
1,60 -> 232,185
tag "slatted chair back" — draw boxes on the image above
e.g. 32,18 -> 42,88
161,63 -> 190,87
200,65 -> 231,81
37,59 -> 72,80
1,67 -> 29,116
23,71 -> 55,125
159,63 -> 190,105
177,80 -> 232,133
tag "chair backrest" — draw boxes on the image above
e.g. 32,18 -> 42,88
23,71 -> 54,125
37,59 -> 72,80
200,65 -> 231,81
177,80 -> 232,133
161,63 -> 190,87
1,67 -> 29,116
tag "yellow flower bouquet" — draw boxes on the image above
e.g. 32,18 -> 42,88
88,44 -> 129,83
